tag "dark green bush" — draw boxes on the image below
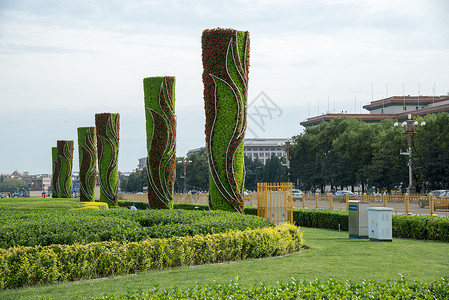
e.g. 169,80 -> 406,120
93,277 -> 449,299
0,224 -> 303,289
0,208 -> 272,248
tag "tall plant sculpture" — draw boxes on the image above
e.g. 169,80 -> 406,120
77,127 -> 97,202
95,113 -> 120,206
51,147 -> 59,198
143,76 -> 176,209
56,140 -> 74,198
202,28 -> 250,213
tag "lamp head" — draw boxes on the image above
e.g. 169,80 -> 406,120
413,121 -> 418,126
394,122 -> 399,127
408,114 -> 412,120
421,121 -> 426,127
402,121 -> 407,127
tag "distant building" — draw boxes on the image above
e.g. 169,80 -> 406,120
178,138 -> 289,165
300,95 -> 449,127
8,170 -> 51,192
137,157 -> 146,170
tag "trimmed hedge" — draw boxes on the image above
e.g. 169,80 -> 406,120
202,28 -> 250,213
0,224 -> 304,289
95,113 -> 120,206
143,76 -> 176,209
77,127 -> 97,202
0,209 -> 273,248
94,277 -> 449,299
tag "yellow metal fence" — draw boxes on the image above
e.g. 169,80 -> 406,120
257,182 -> 293,225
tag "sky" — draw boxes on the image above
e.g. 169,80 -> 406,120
0,0 -> 448,175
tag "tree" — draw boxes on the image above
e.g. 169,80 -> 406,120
120,169 -> 146,192
0,178 -> 29,193
244,155 -> 264,191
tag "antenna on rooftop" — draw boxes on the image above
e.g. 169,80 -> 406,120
403,83 -> 405,110
433,83 -> 435,107
418,83 -> 421,109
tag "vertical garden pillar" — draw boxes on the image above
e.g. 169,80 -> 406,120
95,113 -> 120,206
51,147 -> 59,198
202,28 -> 250,213
56,140 -> 74,198
77,127 -> 97,202
143,76 -> 176,209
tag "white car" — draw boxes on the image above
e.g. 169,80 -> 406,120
334,190 -> 354,196
292,189 -> 303,196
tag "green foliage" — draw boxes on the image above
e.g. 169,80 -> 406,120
292,113 -> 449,193
89,277 -> 449,299
202,28 -> 250,213
293,209 -> 349,231
56,140 -> 74,198
143,76 -> 176,209
0,224 -> 303,289
119,169 -> 146,193
77,127 -> 97,202
0,178 -> 29,193
95,113 -> 120,206
0,208 -> 273,249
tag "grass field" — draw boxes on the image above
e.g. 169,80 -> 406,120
1,226 -> 447,300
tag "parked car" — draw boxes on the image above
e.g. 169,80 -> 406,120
417,190 -> 447,208
187,190 -> 199,195
334,190 -> 354,203
433,190 -> 449,210
334,190 -> 354,196
292,189 -> 303,197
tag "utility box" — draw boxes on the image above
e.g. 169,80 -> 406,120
368,207 -> 393,242
348,200 -> 369,239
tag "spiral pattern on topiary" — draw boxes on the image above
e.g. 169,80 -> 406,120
202,28 -> 250,213
143,76 -> 176,209
56,140 -> 74,198
77,127 -> 97,202
95,113 -> 120,206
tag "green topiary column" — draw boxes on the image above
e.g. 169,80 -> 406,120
51,147 -> 59,198
77,127 -> 97,202
202,28 -> 250,213
95,113 -> 120,206
143,76 -> 176,209
56,140 -> 74,198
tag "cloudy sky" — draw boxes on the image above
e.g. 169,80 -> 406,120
1,0 -> 448,174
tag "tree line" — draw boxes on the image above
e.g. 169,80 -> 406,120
290,113 -> 449,193
120,112 -> 449,194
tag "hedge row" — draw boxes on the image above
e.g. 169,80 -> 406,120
95,277 -> 449,299
0,208 -> 273,248
0,224 -> 303,289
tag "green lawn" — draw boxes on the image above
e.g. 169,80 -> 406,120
1,226 -> 447,300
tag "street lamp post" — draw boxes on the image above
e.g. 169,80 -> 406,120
177,158 -> 192,194
394,114 -> 426,195
279,138 -> 293,182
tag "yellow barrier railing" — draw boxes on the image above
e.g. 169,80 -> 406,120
257,182 -> 293,225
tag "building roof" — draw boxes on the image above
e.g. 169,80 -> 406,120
301,95 -> 449,127
244,138 -> 289,147
363,96 -> 449,111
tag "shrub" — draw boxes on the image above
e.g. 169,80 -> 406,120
0,208 -> 273,248
93,277 -> 449,299
0,224 -> 304,289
